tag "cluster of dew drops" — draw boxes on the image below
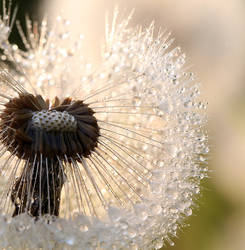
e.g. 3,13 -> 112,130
0,4 -> 209,250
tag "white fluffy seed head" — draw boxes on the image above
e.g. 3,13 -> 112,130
32,110 -> 77,132
0,6 -> 208,250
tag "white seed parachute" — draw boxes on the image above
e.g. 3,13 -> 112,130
0,3 -> 208,249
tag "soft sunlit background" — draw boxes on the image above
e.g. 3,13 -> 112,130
7,0 -> 245,249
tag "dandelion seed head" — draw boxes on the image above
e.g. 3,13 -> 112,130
0,4 -> 208,250
0,93 -> 99,161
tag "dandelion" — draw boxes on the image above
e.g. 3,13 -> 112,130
0,3 -> 208,249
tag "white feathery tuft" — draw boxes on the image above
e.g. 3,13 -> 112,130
0,4 -> 208,250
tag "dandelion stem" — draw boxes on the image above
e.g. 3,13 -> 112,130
11,157 -> 65,218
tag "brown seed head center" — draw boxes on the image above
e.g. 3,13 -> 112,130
0,93 -> 100,161
32,110 -> 77,132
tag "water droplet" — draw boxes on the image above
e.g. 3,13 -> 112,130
154,238 -> 163,249
151,204 -> 162,215
127,227 -> 136,238
119,221 -> 128,230
167,145 -> 178,157
184,208 -> 192,216
158,99 -> 173,114
184,100 -> 192,108
150,181 -> 162,194
169,241 -> 175,246
198,156 -> 206,162
108,206 -> 122,222
65,236 -> 75,246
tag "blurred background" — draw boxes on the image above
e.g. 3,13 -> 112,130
5,0 -> 245,249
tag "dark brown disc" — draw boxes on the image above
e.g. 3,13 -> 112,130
0,93 -> 100,161
0,93 -> 100,218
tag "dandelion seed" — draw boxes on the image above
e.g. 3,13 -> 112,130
0,3 -> 208,249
